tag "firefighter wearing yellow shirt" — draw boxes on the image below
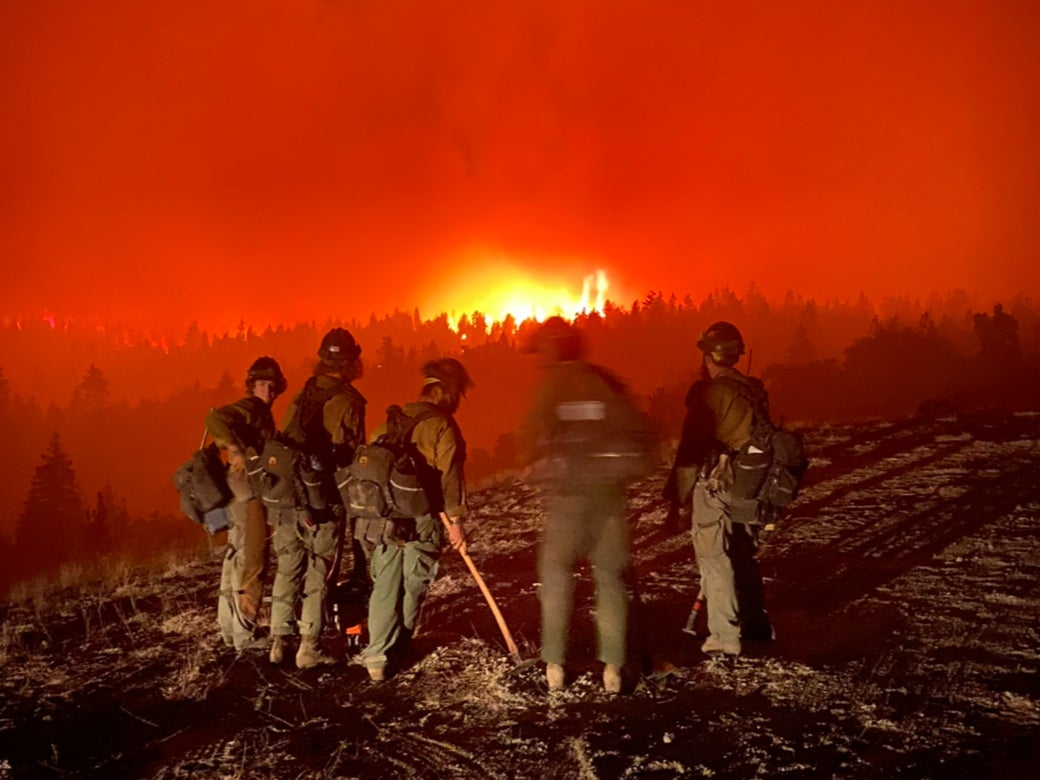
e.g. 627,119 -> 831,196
360,358 -> 472,682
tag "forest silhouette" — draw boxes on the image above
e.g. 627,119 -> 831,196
1,288 -> 1036,595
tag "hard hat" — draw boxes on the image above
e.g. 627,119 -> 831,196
696,321 -> 745,367
523,316 -> 584,361
318,328 -> 361,364
246,356 -> 287,395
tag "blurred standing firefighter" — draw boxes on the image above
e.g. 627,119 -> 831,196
358,358 -> 472,683
664,321 -> 773,657
265,328 -> 366,669
205,356 -> 287,653
519,317 -> 657,694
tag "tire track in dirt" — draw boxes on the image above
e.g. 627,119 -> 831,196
788,411 -> 1039,519
767,452 -> 1040,666
360,729 -> 508,780
786,438 -> 973,527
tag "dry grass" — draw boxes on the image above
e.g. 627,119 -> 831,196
394,638 -> 525,713
0,620 -> 28,666
162,640 -> 219,702
57,560 -> 86,590
151,728 -> 293,780
3,549 -> 211,628
6,575 -> 52,609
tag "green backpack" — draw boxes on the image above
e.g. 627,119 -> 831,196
340,406 -> 440,520
173,437 -> 232,534
717,376 -> 809,520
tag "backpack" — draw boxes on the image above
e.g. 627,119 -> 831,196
548,364 -> 659,484
173,436 -> 233,535
719,377 -> 808,518
263,377 -> 355,510
340,405 -> 441,519
258,434 -> 305,508
282,376 -> 351,467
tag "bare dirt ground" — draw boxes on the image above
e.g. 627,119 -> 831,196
1,410 -> 1038,779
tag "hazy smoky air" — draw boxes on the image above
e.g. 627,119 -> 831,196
2,0 -> 1039,334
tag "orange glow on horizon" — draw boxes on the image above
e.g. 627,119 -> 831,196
426,260 -> 616,330
2,2 -> 1039,332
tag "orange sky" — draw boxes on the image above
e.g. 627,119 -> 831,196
2,0 -> 1038,334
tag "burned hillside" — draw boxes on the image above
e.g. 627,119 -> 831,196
1,409 -> 1039,778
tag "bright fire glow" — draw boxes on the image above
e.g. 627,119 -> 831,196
427,258 -> 615,330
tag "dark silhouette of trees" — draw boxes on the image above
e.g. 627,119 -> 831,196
376,335 -> 404,369
72,364 -> 110,412
843,316 -> 964,416
2,289 -> 1039,596
970,303 -> 1029,408
215,371 -> 236,401
14,432 -> 85,579
83,489 -> 115,558
786,323 -> 815,365
973,303 -> 1021,368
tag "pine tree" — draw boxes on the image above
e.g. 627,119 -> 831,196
377,335 -> 403,368
214,371 -> 236,402
14,432 -> 85,577
973,303 -> 1022,367
787,323 -> 815,365
72,363 -> 110,412
84,490 -> 115,557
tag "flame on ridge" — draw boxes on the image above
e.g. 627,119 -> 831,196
441,268 -> 612,330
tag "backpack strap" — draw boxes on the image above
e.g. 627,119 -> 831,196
295,378 -> 339,433
285,377 -> 355,452
711,374 -> 772,428
385,405 -> 442,446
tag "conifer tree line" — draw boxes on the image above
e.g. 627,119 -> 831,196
0,289 -> 1037,594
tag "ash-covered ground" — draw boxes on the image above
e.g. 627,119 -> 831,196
2,410 -> 1038,779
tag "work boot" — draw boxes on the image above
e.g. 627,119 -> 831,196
234,634 -> 268,654
603,664 -> 622,694
367,665 -> 386,683
295,636 -> 338,669
546,663 -> 565,691
701,635 -> 741,656
269,635 -> 286,665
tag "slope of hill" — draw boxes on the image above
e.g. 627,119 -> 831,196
1,410 -> 1038,778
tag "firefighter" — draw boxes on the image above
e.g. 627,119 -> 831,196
205,356 -> 286,653
664,322 -> 772,656
519,317 -> 655,693
359,358 -> 472,682
267,328 -> 366,669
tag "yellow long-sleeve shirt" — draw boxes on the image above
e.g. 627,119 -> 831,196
370,401 -> 468,519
